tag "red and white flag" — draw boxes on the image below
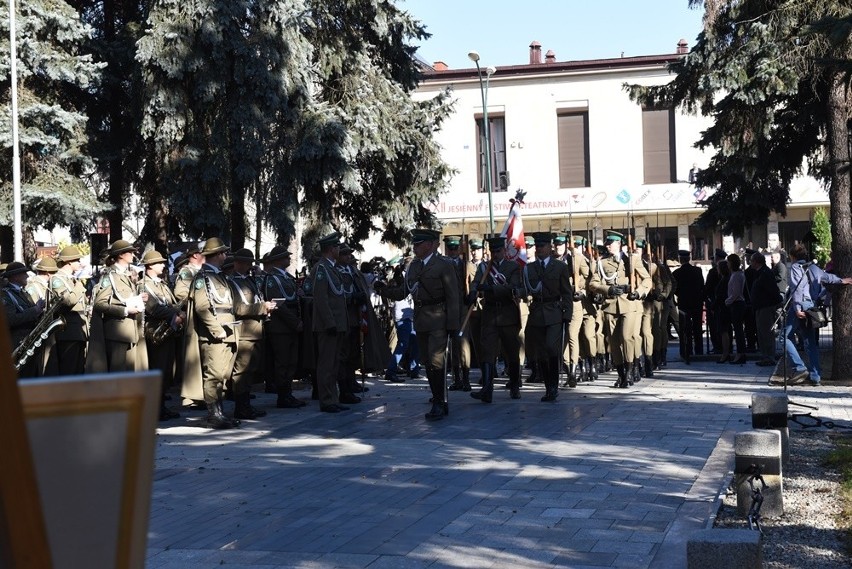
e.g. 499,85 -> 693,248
500,204 -> 527,267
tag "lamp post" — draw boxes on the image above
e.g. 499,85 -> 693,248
468,51 -> 496,235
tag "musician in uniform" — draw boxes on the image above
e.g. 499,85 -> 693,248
263,245 -> 308,410
588,231 -> 652,388
93,240 -> 148,373
141,250 -> 184,420
26,257 -> 57,302
376,229 -> 461,421
175,243 -> 205,405
522,232 -> 573,402
470,236 -> 522,402
3,262 -> 45,378
48,246 -> 89,375
311,232 -> 351,413
442,235 -> 472,392
229,248 -> 277,419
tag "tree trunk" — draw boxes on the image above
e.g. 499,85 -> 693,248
823,73 -> 852,381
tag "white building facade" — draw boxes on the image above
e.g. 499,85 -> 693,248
414,41 -> 830,261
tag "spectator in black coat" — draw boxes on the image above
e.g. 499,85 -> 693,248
672,250 -> 705,363
749,252 -> 783,366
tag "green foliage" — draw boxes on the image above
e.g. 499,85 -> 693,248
811,207 -> 832,265
0,0 -> 107,230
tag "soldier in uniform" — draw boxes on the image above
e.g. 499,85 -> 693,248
334,243 -> 366,404
470,236 -> 522,402
571,235 -> 598,383
522,232 -> 573,402
141,250 -> 184,420
263,246 -> 308,409
588,231 -> 652,388
26,257 -> 57,302
466,238 -> 483,383
48,246 -> 89,375
557,233 -> 584,387
93,240 -> 148,372
3,262 -> 45,378
672,249 -> 705,364
376,229 -> 461,421
229,248 -> 278,419
311,232 -> 351,413
442,235 -> 472,392
634,238 -> 656,379
192,238 -> 242,429
175,243 -> 205,405
518,235 -> 534,381
651,257 -> 676,370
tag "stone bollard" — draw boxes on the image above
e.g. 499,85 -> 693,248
751,393 -> 789,467
735,430 -> 783,520
686,529 -> 762,569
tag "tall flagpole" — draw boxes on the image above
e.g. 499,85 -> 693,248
9,0 -> 23,261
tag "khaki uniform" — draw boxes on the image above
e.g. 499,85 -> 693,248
312,258 -> 349,408
24,276 -> 49,303
192,265 -> 239,404
445,255 -> 472,386
48,269 -> 89,375
588,253 -> 651,383
93,266 -> 147,372
382,254 -> 461,405
143,275 -> 181,386
229,272 -> 268,394
175,265 -> 204,401
651,263 -> 675,367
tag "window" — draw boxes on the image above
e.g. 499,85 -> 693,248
557,111 -> 590,188
642,108 -> 676,184
475,115 -> 507,192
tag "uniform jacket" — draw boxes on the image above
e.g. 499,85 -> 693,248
229,272 -> 268,341
94,266 -> 141,344
49,269 -> 89,342
174,264 -> 200,303
3,284 -> 40,348
383,254 -> 461,333
672,262 -> 705,311
523,257 -> 573,326
142,274 -> 181,340
339,263 -> 392,372
312,258 -> 349,333
474,258 -> 521,328
588,253 -> 652,315
193,264 -> 239,344
25,276 -> 48,303
264,268 -> 301,334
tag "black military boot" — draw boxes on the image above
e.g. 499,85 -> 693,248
448,367 -> 464,391
660,348 -> 668,368
613,364 -> 627,388
425,370 -> 448,420
587,357 -> 598,381
631,358 -> 641,383
461,368 -> 472,392
217,395 -> 241,428
644,355 -> 655,378
234,392 -> 267,420
204,401 -> 234,429
471,363 -> 493,403
576,359 -> 587,382
541,358 -> 559,402
604,353 -> 613,372
508,361 -> 521,399
562,363 -> 578,388
527,361 -> 542,383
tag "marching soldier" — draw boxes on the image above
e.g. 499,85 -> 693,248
263,245 -> 308,410
588,231 -> 652,388
229,248 -> 277,419
571,235 -> 598,383
3,262 -> 45,378
634,238 -> 656,379
47,246 -> 89,375
523,232 -> 573,402
470,236 -> 522,402
442,235 -> 472,392
376,229 -> 461,421
311,232 -> 351,413
559,234 -> 586,387
141,250 -> 184,420
92,240 -> 148,373
466,238 -> 484,383
518,235 -> 534,381
192,238 -> 242,429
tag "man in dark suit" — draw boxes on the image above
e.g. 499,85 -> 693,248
672,249 -> 706,363
3,262 -> 45,378
376,229 -> 461,420
523,232 -> 573,401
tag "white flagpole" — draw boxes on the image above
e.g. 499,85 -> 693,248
9,0 -> 23,261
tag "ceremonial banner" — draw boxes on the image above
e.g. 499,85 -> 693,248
500,203 -> 527,266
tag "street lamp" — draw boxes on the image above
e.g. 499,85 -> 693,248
468,51 -> 496,235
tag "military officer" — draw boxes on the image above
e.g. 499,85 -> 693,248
141,250 -> 184,420
93,240 -> 148,373
376,229 -> 461,421
588,231 -> 652,388
470,236 -> 522,402
523,232 -> 573,402
518,235 -> 534,380
311,232 -> 351,413
263,245 -> 308,409
47,246 -> 89,375
442,235 -> 472,392
229,248 -> 277,419
192,238 -> 241,429
3,262 -> 45,378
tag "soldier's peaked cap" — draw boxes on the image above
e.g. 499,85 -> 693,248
604,230 -> 624,242
552,234 -> 567,244
487,237 -> 506,250
410,229 -> 441,244
469,239 -> 483,250
317,232 -> 342,249
442,235 -> 461,246
678,249 -> 691,257
532,232 -> 554,245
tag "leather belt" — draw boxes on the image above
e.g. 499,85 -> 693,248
414,297 -> 445,307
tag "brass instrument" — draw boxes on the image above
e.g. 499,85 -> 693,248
146,295 -> 189,346
13,291 -> 65,371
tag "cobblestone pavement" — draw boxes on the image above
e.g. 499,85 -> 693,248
145,348 -> 852,569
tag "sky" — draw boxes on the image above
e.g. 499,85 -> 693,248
400,0 -> 706,70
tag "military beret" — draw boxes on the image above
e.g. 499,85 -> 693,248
469,239 -> 483,250
604,230 -> 624,243
442,235 -> 461,247
744,248 -> 757,256
487,237 -> 506,250
3,261 -> 28,277
410,228 -> 441,244
532,232 -> 554,245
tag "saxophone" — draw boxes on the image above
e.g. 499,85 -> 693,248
13,291 -> 66,371
146,295 -> 188,346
